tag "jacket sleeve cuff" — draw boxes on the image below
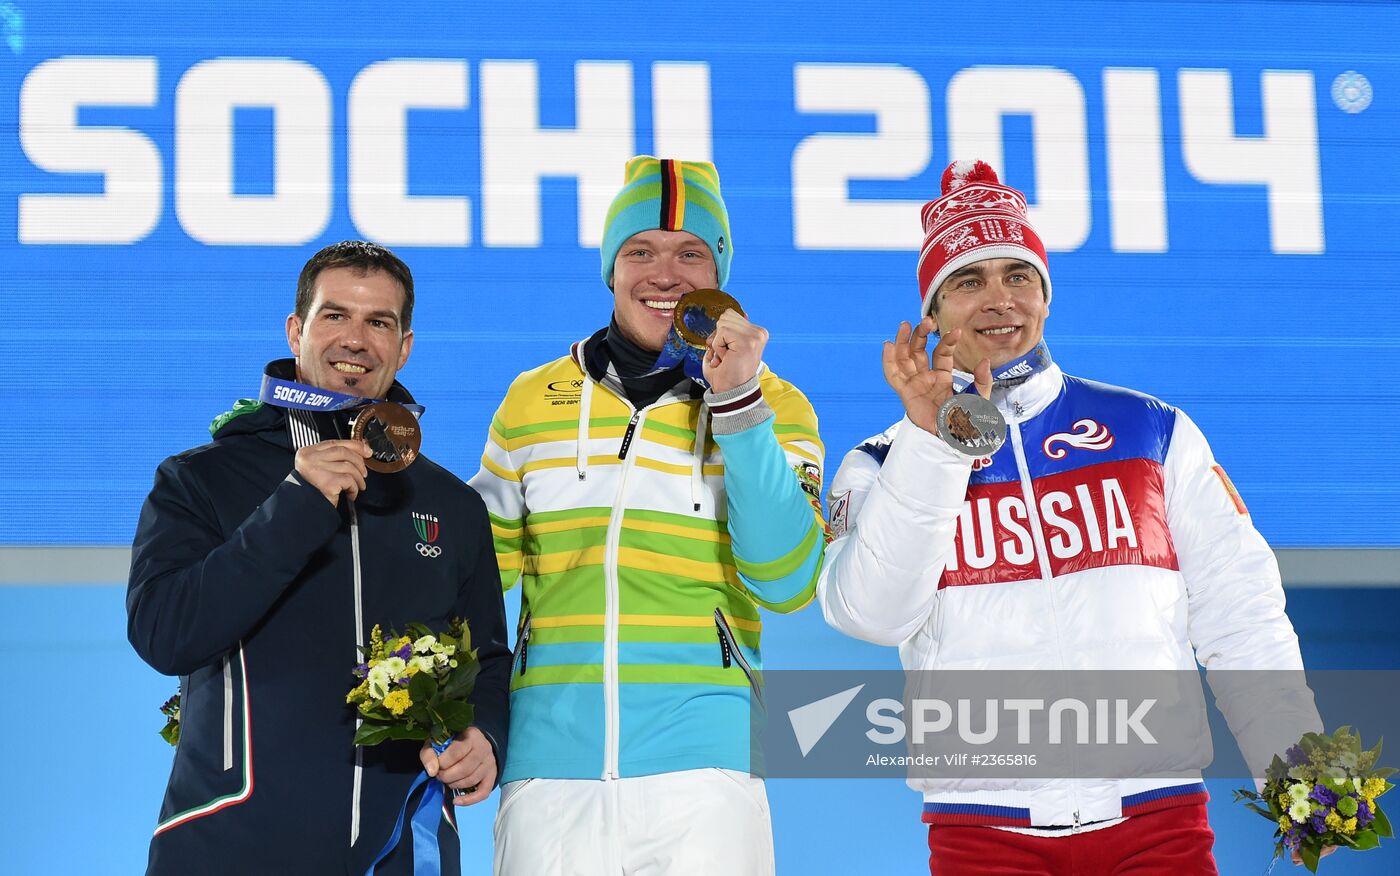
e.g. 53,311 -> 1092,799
704,375 -> 773,435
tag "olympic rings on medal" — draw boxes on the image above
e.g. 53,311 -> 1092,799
417,543 -> 443,558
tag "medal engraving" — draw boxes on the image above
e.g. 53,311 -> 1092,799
673,288 -> 746,349
350,401 -> 421,473
936,394 -> 1007,457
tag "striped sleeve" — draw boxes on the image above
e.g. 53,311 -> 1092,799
710,374 -> 826,613
467,399 -> 526,592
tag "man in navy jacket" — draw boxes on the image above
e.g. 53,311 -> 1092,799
128,241 -> 510,875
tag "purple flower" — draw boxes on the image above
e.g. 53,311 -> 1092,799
354,662 -> 369,677
1286,744 -> 1307,767
393,644 -> 412,660
1357,798 -> 1374,828
1309,812 -> 1328,835
1283,829 -> 1301,851
1310,785 -> 1338,807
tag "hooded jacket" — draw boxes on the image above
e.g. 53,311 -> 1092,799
127,360 -> 510,875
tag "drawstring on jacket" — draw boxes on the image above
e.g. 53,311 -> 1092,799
691,403 -> 709,512
576,378 -> 594,481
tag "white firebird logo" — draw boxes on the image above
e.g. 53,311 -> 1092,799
1043,419 -> 1115,459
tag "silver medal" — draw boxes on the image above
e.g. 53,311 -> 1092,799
936,394 -> 1007,457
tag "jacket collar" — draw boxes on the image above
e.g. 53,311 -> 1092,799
952,361 -> 1065,424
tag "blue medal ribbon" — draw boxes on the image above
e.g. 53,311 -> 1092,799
259,373 -> 424,416
949,339 -> 1053,395
644,326 -> 710,387
365,740 -> 449,876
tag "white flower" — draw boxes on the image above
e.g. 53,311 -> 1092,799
409,656 -> 436,675
1289,800 -> 1312,823
1338,752 -> 1359,770
430,642 -> 445,654
1287,783 -> 1312,803
380,657 -> 407,680
413,636 -> 436,654
434,652 -> 451,667
367,666 -> 391,700
1355,777 -> 1367,794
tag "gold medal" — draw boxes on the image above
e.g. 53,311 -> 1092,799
350,401 -> 421,473
673,288 -> 746,349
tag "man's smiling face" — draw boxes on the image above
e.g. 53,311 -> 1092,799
928,258 -> 1049,372
285,266 -> 414,399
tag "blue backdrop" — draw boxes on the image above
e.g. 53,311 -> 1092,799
2,0 -> 1397,872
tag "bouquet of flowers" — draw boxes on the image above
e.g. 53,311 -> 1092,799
159,692 -> 181,746
1234,726 -> 1394,871
346,619 -> 480,746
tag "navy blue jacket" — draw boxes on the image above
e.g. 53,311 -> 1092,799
128,363 -> 509,875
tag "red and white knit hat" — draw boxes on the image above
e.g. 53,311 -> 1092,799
916,160 -> 1050,317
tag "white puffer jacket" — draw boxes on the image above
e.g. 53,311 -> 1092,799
817,362 -> 1319,827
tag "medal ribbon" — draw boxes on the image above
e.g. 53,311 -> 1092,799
644,327 -> 710,387
259,373 -> 424,416
364,739 -> 448,876
949,339 -> 1053,395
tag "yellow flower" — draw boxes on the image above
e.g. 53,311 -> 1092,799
1342,817 -> 1357,835
382,689 -> 413,716
1362,778 -> 1386,798
1324,812 -> 1343,832
1277,816 -> 1292,833
346,681 -> 369,704
369,624 -> 384,654
1277,793 -> 1291,809
394,636 -> 413,652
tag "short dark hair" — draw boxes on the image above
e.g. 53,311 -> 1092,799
295,240 -> 415,333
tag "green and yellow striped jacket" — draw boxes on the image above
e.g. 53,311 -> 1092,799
469,340 -> 825,781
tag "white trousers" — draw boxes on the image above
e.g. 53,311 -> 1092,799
493,768 -> 775,876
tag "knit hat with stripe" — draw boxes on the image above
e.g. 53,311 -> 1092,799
601,156 -> 733,289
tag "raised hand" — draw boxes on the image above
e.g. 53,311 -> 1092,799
882,319 -> 991,436
703,309 -> 768,394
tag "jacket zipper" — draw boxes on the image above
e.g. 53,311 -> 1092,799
349,504 -> 365,846
603,403 -> 649,779
1007,413 -> 1080,822
714,609 -> 763,707
221,658 -> 234,771
515,613 -> 533,676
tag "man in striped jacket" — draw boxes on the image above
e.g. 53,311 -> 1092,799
470,156 -> 826,875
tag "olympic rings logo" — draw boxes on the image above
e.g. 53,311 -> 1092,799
417,543 -> 443,558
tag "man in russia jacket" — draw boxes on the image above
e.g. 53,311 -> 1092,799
816,161 -> 1320,874
127,241 -> 510,875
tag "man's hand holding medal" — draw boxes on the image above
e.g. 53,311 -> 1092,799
883,318 -> 997,451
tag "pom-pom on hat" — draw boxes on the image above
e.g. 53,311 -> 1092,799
916,160 -> 1051,317
601,156 -> 733,290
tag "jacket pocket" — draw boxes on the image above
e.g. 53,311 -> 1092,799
714,609 -> 763,707
513,613 -> 532,677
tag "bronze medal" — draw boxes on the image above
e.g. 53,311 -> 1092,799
350,401 -> 421,473
673,288 -> 746,349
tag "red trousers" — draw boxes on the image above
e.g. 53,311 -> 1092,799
928,804 -> 1217,875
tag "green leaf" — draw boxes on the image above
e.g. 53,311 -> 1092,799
1352,830 -> 1380,851
1372,804 -> 1392,838
436,699 -> 476,733
409,669 -> 439,705
441,664 -> 481,701
354,723 -> 396,747
1233,789 -> 1261,802
1242,803 -> 1275,820
1300,843 -> 1320,872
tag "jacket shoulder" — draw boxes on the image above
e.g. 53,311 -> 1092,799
758,366 -> 818,431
